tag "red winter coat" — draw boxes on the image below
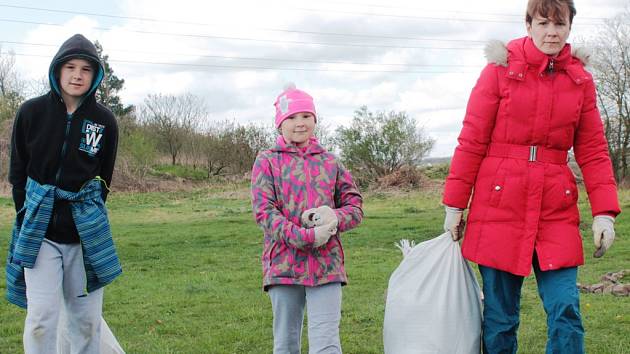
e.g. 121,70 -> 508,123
443,37 -> 620,276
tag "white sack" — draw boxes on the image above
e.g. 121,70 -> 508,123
57,315 -> 125,354
383,232 -> 482,354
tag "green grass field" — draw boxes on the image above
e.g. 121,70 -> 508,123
0,184 -> 628,353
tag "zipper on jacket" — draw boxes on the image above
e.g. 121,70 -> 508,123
547,59 -> 554,73
54,113 -> 73,185
303,151 -> 316,283
51,113 -> 73,237
52,212 -> 59,231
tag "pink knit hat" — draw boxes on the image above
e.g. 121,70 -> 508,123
274,83 -> 317,128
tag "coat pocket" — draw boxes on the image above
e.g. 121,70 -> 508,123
269,240 -> 296,278
266,239 -> 278,267
336,236 -> 346,275
561,168 -> 579,209
488,172 -> 507,208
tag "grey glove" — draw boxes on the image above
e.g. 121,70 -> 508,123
313,220 -> 338,248
592,215 -> 615,258
444,206 -> 465,241
301,206 -> 338,229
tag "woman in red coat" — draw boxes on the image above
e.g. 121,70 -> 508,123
442,0 -> 620,353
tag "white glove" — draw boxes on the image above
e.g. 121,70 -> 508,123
301,206 -> 338,229
313,220 -> 338,248
592,215 -> 615,258
444,206 -> 465,241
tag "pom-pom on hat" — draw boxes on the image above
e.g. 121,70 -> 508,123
274,83 -> 317,128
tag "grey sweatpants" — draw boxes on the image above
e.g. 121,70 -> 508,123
23,239 -> 103,354
268,283 -> 342,354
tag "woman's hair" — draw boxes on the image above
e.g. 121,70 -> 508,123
526,0 -> 576,25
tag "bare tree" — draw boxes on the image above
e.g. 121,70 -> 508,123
0,47 -> 26,180
0,47 -> 25,123
590,9 -> 630,183
25,75 -> 50,98
202,124 -> 233,177
200,120 -> 274,177
140,93 -> 206,165
231,123 -> 274,173
313,116 -> 336,152
0,47 -> 19,95
246,122 -> 274,159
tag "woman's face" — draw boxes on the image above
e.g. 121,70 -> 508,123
526,11 -> 571,56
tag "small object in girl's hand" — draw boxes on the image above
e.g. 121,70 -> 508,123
309,212 -> 321,223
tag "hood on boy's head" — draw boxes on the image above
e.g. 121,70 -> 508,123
48,34 -> 105,98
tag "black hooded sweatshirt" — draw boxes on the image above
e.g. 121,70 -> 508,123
9,34 -> 118,244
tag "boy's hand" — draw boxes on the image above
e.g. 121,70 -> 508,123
301,206 -> 338,228
313,220 -> 338,248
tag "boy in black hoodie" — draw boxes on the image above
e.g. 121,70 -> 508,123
7,33 -> 121,353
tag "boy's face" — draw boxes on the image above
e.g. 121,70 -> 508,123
280,112 -> 316,148
59,58 -> 95,99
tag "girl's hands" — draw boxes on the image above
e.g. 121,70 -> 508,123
313,220 -> 338,248
301,206 -> 338,228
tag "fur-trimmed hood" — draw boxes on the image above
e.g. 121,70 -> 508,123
484,38 -> 591,67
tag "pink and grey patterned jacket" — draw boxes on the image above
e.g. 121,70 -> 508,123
251,136 -> 363,290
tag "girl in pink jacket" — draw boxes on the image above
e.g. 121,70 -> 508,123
251,84 -> 363,353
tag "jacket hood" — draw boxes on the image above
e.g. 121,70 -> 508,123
271,135 -> 326,154
48,34 -> 104,100
485,37 -> 591,68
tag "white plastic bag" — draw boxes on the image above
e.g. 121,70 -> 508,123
383,232 -> 482,354
57,315 -> 125,354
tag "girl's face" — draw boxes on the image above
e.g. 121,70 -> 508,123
526,10 -> 571,56
280,112 -> 316,148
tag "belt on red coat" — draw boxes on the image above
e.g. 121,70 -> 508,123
486,143 -> 568,164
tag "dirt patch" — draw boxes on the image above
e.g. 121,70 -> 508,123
111,171 -> 199,193
110,169 -> 253,194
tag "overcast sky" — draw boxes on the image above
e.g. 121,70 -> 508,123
1,0 -> 627,157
